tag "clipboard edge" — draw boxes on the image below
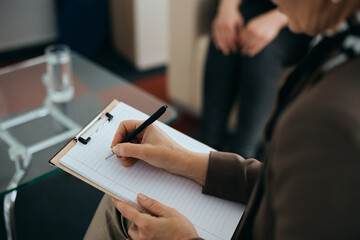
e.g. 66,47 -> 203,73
49,99 -> 119,166
48,99 -> 148,212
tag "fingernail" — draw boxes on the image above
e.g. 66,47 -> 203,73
112,146 -> 120,154
138,193 -> 147,200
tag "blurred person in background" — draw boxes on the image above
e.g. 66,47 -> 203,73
199,0 -> 311,159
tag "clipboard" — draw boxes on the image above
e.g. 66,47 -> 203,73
48,99 -> 245,239
49,99 -> 124,201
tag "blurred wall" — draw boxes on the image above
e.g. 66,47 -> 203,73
111,0 -> 168,70
134,0 -> 168,69
0,0 -> 57,53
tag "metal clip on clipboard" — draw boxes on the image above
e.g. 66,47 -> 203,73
74,112 -> 113,145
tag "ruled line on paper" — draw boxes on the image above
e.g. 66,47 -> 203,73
64,154 -> 226,240
67,154 -> 138,195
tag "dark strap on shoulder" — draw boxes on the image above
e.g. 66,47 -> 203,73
264,31 -> 348,141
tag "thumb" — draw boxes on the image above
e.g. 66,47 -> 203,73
137,193 -> 171,217
113,142 -> 147,160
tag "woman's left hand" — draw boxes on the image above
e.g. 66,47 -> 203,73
238,9 -> 288,57
113,193 -> 199,240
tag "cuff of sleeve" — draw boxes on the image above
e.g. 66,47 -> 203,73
202,151 -> 222,193
202,151 -> 249,203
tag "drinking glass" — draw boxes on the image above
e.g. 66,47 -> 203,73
44,44 -> 74,103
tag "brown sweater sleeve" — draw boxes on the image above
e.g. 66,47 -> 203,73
202,151 -> 263,204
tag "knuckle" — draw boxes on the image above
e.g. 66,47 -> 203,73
136,220 -> 144,228
123,143 -> 136,157
264,33 -> 273,41
224,21 -> 231,28
167,207 -> 177,216
130,222 -> 137,229
119,145 -> 128,156
120,207 -> 128,217
151,123 -> 160,131
132,213 -> 141,224
121,120 -> 131,127
248,28 -> 257,35
141,221 -> 151,232
224,23 -> 233,30
146,198 -> 157,208
136,147 -> 146,159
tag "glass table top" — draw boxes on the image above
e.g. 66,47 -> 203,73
0,53 -> 177,196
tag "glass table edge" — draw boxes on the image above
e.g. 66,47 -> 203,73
0,110 -> 178,196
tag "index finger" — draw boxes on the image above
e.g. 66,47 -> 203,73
225,26 -> 238,53
112,198 -> 144,224
237,28 -> 247,47
111,120 -> 145,148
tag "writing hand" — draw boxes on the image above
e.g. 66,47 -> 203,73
111,120 -> 209,185
113,194 -> 199,240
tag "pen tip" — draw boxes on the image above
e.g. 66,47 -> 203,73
105,150 -> 115,160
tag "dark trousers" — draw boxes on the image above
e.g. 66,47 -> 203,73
200,3 -> 311,158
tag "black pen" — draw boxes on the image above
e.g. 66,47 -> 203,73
105,105 -> 168,159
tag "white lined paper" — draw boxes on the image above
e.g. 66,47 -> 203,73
60,102 -> 245,240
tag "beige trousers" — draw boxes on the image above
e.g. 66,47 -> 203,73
84,195 -> 131,240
